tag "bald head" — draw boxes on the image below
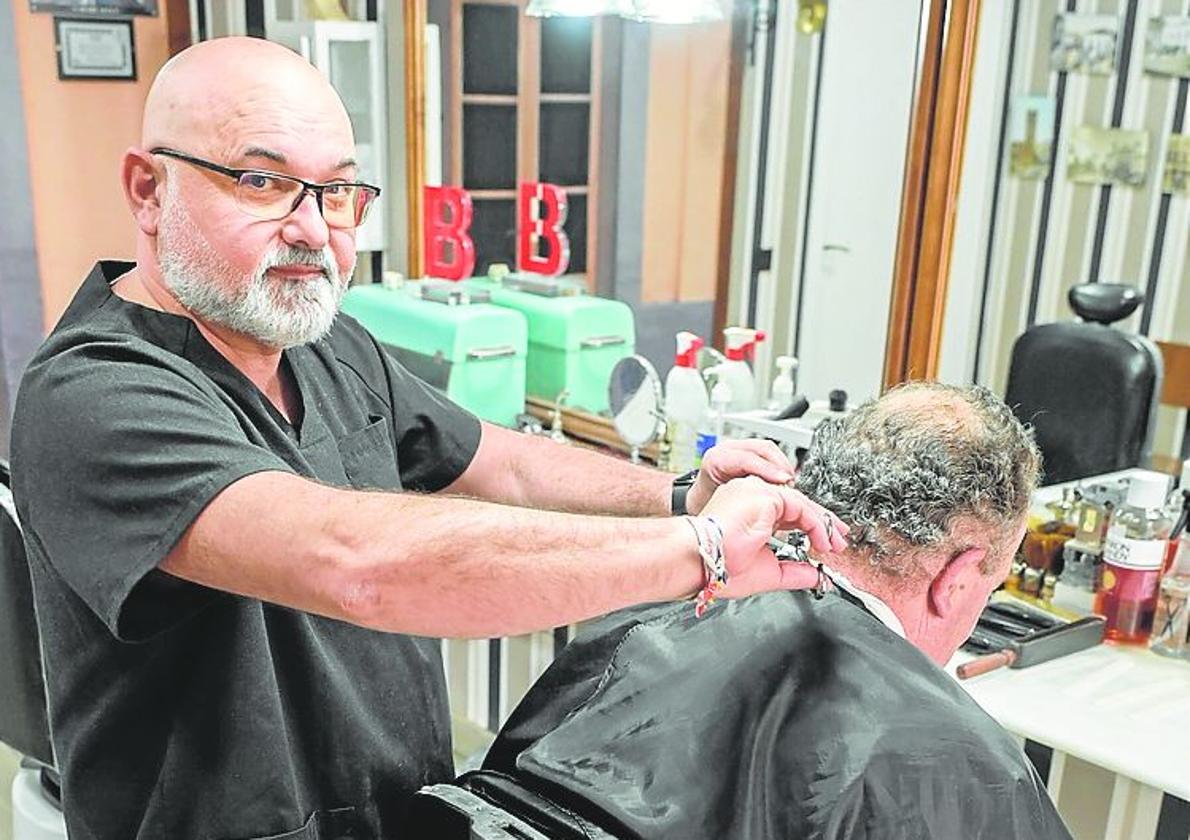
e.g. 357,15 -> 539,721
142,37 -> 353,157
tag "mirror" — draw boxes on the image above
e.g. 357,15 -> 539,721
608,355 -> 665,461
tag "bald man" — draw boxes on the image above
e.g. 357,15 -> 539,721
9,37 -> 845,840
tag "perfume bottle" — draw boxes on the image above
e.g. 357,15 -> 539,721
1152,462 -> 1190,658
1095,473 -> 1173,644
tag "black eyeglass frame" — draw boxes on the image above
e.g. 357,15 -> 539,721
149,147 -> 381,228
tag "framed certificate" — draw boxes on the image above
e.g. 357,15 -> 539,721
54,17 -> 136,80
33,0 -> 156,16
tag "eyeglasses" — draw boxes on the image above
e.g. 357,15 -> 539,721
150,147 -> 381,229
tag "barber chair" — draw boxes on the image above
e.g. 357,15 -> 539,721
409,771 -> 618,839
0,459 -> 67,840
1004,284 -> 1163,485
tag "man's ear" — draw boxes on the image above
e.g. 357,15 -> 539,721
122,148 -> 164,236
927,546 -> 987,618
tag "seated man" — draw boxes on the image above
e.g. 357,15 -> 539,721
470,382 -> 1071,839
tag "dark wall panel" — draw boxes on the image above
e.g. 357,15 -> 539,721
0,5 -> 46,459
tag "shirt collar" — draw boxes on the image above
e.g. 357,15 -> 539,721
818,563 -> 907,639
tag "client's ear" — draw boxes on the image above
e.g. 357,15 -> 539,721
927,547 -> 987,618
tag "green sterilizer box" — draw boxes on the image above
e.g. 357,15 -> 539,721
340,281 -> 528,426
465,273 -> 635,414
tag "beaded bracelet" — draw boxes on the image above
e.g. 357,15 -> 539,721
686,514 -> 727,618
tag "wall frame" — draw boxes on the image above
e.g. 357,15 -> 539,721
54,16 -> 137,80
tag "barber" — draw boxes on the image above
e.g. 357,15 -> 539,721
9,37 -> 845,840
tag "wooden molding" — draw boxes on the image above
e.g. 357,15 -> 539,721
404,0 -> 428,278
165,0 -> 192,55
586,17 -> 603,290
1156,341 -> 1190,409
883,0 -> 982,388
712,0 -> 750,344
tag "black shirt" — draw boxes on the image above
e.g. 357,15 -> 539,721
10,261 -> 483,840
484,591 -> 1073,840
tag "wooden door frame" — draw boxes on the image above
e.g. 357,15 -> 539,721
405,0 -> 428,278
883,0 -> 983,388
711,0 -> 751,344
165,0 -> 192,54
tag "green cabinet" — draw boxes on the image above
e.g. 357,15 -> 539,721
340,283 -> 528,426
466,275 -> 635,414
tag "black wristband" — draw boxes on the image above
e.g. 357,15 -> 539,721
671,469 -> 700,516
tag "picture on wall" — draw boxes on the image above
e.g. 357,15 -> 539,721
1164,135 -> 1190,196
1144,16 -> 1190,78
1008,95 -> 1055,180
31,0 -> 156,15
1051,13 -> 1119,75
1067,126 -> 1148,187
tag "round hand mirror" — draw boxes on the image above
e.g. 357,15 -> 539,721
608,355 -> 665,462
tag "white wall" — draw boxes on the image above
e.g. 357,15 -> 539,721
731,0 -> 924,406
795,0 -> 922,404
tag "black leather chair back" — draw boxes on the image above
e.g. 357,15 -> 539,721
1005,323 -> 1162,485
0,458 -> 55,766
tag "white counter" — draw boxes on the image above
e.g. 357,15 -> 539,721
951,640 -> 1190,839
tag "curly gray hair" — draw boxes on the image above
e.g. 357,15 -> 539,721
795,382 -> 1041,578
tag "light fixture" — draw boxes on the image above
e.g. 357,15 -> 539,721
525,0 -> 630,17
525,0 -> 726,24
622,0 -> 726,24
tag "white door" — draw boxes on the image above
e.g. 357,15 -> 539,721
795,0 -> 922,405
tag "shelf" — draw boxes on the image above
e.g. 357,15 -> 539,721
539,93 -> 592,104
462,94 -> 518,105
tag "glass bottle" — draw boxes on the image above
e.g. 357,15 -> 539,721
1152,462 -> 1190,658
1150,533 -> 1190,658
1095,473 -> 1173,644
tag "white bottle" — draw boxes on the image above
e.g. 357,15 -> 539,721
664,332 -> 709,473
722,327 -> 766,412
696,366 -> 733,465
767,355 -> 798,412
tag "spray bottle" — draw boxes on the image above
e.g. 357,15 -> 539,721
767,355 -> 799,412
696,365 -> 734,465
664,332 -> 709,473
722,327 -> 766,412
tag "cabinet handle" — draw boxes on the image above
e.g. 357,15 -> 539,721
581,335 -> 627,349
467,345 -> 518,361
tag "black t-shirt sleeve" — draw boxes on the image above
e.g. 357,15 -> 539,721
355,337 -> 482,493
328,315 -> 482,493
12,342 -> 294,642
385,354 -> 482,492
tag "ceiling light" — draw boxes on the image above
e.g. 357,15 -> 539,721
525,0 -> 630,17
622,0 -> 726,24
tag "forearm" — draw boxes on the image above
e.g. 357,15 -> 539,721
334,486 -> 699,636
165,471 -> 701,639
512,437 -> 673,516
456,424 -> 675,517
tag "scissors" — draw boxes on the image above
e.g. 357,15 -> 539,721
767,528 -> 834,599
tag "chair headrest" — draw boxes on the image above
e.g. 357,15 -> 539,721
1068,283 -> 1144,325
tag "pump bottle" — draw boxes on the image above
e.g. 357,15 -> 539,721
696,365 -> 733,465
664,332 -> 709,473
721,327 -> 765,412
767,356 -> 798,412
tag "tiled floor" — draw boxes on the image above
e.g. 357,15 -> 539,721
0,742 -> 20,840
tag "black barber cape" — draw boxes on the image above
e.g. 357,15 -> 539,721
11,262 -> 482,840
485,590 -> 1073,840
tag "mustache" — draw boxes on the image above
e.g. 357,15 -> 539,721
259,245 -> 337,277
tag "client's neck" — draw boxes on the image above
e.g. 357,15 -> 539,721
820,550 -> 928,649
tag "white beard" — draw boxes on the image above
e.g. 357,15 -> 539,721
156,180 -> 354,349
